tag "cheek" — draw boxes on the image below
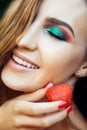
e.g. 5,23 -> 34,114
41,46 -> 83,82
43,59 -> 70,82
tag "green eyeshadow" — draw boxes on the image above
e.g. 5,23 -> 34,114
46,26 -> 66,41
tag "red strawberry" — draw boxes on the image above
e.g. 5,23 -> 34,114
46,83 -> 72,105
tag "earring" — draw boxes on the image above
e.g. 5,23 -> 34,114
75,70 -> 82,78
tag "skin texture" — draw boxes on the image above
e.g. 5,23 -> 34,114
0,0 -> 87,130
1,0 -> 87,92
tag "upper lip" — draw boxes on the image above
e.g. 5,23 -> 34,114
13,50 -> 39,68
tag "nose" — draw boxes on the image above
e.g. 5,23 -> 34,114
16,21 -> 40,51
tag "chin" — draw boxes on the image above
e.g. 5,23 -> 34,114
1,73 -> 37,93
1,74 -> 23,92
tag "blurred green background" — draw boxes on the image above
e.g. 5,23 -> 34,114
0,0 -> 13,19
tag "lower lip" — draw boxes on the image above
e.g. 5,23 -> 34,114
8,58 -> 35,72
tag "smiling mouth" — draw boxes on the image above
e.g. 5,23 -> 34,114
12,55 -> 39,69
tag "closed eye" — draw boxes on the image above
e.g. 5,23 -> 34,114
44,26 -> 67,41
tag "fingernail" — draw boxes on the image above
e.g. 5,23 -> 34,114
67,106 -> 72,114
44,82 -> 53,88
58,102 -> 68,109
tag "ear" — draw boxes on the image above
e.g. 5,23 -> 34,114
75,62 -> 87,78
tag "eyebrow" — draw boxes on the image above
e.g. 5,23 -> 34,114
45,18 -> 75,36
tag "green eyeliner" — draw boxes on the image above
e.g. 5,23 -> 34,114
47,26 -> 66,41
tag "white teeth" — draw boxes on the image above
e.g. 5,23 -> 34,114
12,55 -> 38,69
23,61 -> 27,66
27,63 -> 31,68
31,65 -> 36,69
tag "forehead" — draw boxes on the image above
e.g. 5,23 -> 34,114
38,0 -> 86,22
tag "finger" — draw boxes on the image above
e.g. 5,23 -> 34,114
15,106 -> 72,128
15,100 -> 68,116
18,127 -> 43,130
26,128 -> 43,130
15,83 -> 53,102
41,106 -> 72,127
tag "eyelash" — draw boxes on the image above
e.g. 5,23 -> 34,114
44,26 -> 67,41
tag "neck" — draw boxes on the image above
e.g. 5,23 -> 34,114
67,103 -> 87,130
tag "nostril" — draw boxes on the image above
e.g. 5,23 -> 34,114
16,36 -> 38,51
16,34 -> 28,47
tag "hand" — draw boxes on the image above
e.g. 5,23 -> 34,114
0,83 -> 72,130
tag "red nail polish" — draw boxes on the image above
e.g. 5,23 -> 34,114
58,102 -> 68,109
67,106 -> 72,114
44,82 -> 53,88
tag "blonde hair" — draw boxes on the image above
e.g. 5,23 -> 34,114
0,0 -> 42,88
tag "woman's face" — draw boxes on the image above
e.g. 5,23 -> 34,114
1,0 -> 87,92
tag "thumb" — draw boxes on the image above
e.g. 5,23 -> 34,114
15,82 -> 53,102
